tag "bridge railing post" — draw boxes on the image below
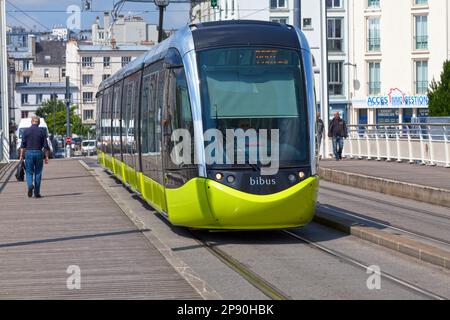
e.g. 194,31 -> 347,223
444,126 -> 450,168
428,125 -> 436,166
407,126 -> 414,164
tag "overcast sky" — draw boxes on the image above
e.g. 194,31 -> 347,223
6,0 -> 192,32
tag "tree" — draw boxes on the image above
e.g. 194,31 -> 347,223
36,100 -> 91,137
428,60 -> 450,117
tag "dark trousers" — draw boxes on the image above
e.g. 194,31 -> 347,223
25,150 -> 44,195
332,137 -> 344,160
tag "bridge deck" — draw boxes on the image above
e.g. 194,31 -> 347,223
320,159 -> 450,191
0,160 -> 200,299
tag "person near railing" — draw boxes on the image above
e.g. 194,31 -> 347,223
328,112 -> 348,161
317,112 -> 324,157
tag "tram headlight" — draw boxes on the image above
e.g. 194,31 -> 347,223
299,171 -> 306,179
226,175 -> 236,184
215,173 -> 224,181
288,174 -> 296,183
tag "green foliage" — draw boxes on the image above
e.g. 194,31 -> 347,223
428,60 -> 450,117
36,100 -> 92,137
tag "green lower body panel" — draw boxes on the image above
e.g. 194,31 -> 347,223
97,155 -> 318,230
167,177 -> 319,230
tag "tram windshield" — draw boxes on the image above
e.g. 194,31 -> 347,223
198,47 -> 309,168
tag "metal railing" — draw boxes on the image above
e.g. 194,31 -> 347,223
326,124 -> 450,167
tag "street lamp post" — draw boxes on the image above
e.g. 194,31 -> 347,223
154,0 -> 170,43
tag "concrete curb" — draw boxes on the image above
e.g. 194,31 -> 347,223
319,167 -> 450,208
314,211 -> 450,270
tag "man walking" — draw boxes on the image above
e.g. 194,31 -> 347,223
317,112 -> 324,156
19,116 -> 50,198
328,112 -> 348,161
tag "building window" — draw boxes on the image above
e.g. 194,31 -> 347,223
102,74 -> 110,81
368,62 -> 381,95
83,109 -> 94,120
50,93 -> 58,101
21,111 -> 29,119
82,56 -> 93,68
368,0 -> 380,8
62,68 -> 66,78
271,17 -> 289,24
21,94 -> 29,105
36,94 -> 43,105
367,18 -> 380,52
270,0 -> 287,10
23,76 -> 30,83
121,56 -> 131,67
44,68 -> 49,78
83,92 -> 93,103
103,57 -> 110,68
82,74 -> 93,86
414,0 -> 428,5
328,62 -> 344,96
326,0 -> 343,9
23,60 -> 30,71
303,18 -> 312,29
415,60 -> 428,94
415,15 -> 428,50
99,31 -> 104,40
327,18 -> 343,52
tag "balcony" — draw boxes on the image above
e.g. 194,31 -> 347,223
328,39 -> 343,52
367,37 -> 381,52
368,81 -> 381,95
414,36 -> 428,50
415,81 -> 429,95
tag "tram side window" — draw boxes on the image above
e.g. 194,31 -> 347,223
112,83 -> 122,157
96,95 -> 103,151
141,75 -> 156,155
122,81 -> 134,166
165,67 -> 194,169
104,91 -> 113,155
131,75 -> 141,169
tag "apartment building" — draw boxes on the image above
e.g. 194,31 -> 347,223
66,41 -> 150,125
13,40 -> 76,122
92,12 -> 158,46
66,13 -> 155,125
349,0 -> 450,125
191,0 -> 300,24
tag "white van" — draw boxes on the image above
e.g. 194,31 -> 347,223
16,118 -> 53,156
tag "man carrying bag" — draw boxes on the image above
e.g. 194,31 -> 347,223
19,116 -> 50,198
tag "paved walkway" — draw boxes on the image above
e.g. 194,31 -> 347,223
0,159 -> 200,299
320,159 -> 450,190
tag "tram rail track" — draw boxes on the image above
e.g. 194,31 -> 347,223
190,227 -> 448,301
282,230 -> 447,300
320,185 -> 450,221
189,230 -> 292,300
317,203 -> 450,248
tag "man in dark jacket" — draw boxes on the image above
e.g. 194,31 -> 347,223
317,112 -> 324,155
328,112 -> 348,161
19,116 -> 50,198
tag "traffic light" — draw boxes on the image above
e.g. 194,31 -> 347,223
211,0 -> 218,8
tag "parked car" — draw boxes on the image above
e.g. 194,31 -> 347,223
81,140 -> 97,156
53,148 -> 66,159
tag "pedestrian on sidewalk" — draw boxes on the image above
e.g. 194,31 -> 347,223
19,116 -> 50,198
317,112 -> 324,156
328,112 -> 348,161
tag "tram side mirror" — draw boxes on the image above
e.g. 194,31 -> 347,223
164,48 -> 184,69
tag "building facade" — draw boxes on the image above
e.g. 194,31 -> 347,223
66,41 -> 151,125
92,12 -> 158,46
348,0 -> 450,126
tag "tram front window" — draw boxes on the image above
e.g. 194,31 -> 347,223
198,47 -> 309,168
